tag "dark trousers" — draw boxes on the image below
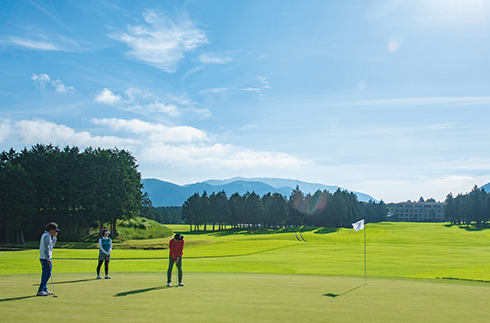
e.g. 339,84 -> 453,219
167,256 -> 183,284
38,259 -> 52,292
97,260 -> 109,275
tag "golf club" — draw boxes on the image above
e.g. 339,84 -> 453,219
50,274 -> 58,298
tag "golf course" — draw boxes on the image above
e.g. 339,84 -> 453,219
2,222 -> 490,322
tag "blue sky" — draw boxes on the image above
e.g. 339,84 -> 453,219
1,0 -> 490,202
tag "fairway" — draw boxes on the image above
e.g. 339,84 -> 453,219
2,223 -> 490,322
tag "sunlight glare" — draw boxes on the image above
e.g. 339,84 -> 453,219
421,0 -> 487,25
387,40 -> 399,52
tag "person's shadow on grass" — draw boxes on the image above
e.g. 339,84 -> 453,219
114,285 -> 172,297
31,278 -> 97,286
0,295 -> 38,302
323,284 -> 364,298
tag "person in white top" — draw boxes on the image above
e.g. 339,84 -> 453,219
37,222 -> 59,296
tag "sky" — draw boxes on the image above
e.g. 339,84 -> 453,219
1,0 -> 490,203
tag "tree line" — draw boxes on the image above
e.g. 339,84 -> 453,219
0,144 -> 143,243
182,186 -> 388,231
444,185 -> 490,228
142,206 -> 183,224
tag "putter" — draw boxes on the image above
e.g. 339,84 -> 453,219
50,275 -> 58,298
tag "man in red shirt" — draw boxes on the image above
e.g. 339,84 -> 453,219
167,234 -> 184,287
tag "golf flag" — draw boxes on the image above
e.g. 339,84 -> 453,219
352,219 -> 364,232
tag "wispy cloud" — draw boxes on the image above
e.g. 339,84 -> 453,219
257,76 -> 270,89
199,87 -> 262,94
200,88 -> 229,94
198,52 -> 232,64
94,88 -> 181,117
2,33 -> 81,52
348,97 -> 490,107
200,77 -> 270,96
31,73 -> 74,93
8,37 -> 59,50
109,10 -> 208,72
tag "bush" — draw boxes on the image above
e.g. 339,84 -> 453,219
116,217 -> 173,241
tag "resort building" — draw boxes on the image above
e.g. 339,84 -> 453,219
394,201 -> 446,222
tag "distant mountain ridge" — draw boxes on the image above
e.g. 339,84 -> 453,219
142,177 -> 377,207
481,182 -> 490,192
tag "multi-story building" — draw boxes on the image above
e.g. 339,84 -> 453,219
393,201 -> 446,222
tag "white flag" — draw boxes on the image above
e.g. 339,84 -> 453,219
352,219 -> 365,232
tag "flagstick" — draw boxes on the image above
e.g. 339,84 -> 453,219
364,224 -> 367,285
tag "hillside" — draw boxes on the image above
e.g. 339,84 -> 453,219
142,177 -> 376,207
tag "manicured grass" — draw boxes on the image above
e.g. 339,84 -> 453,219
2,222 -> 490,281
2,222 -> 490,322
1,272 -> 490,323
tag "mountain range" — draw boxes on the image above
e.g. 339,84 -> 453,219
142,177 -> 377,207
482,182 -> 490,192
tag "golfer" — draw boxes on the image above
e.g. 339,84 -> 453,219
96,229 -> 112,279
167,234 -> 184,287
37,222 -> 59,296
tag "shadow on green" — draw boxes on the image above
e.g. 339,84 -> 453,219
31,278 -> 97,286
0,295 -> 38,302
323,284 -> 365,298
179,226 -> 339,237
114,285 -> 170,297
444,223 -> 490,231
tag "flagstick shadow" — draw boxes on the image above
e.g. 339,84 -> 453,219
114,285 -> 169,297
323,284 -> 365,298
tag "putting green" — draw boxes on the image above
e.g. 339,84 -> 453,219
1,272 -> 489,323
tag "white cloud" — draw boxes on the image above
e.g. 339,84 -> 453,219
94,87 -> 184,117
91,118 -> 207,143
144,102 -> 180,117
109,10 -> 208,72
31,73 -> 74,93
0,120 -> 12,143
8,37 -> 59,51
198,53 -> 232,64
257,76 -> 270,89
31,74 -> 50,82
91,117 -> 304,169
1,117 -> 304,182
199,88 -> 229,94
240,87 -> 262,93
95,88 -> 122,105
0,119 -> 138,149
4,34 -> 81,52
139,142 -> 304,169
200,87 -> 262,94
185,106 -> 212,118
52,80 -> 73,93
200,78 -> 270,96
